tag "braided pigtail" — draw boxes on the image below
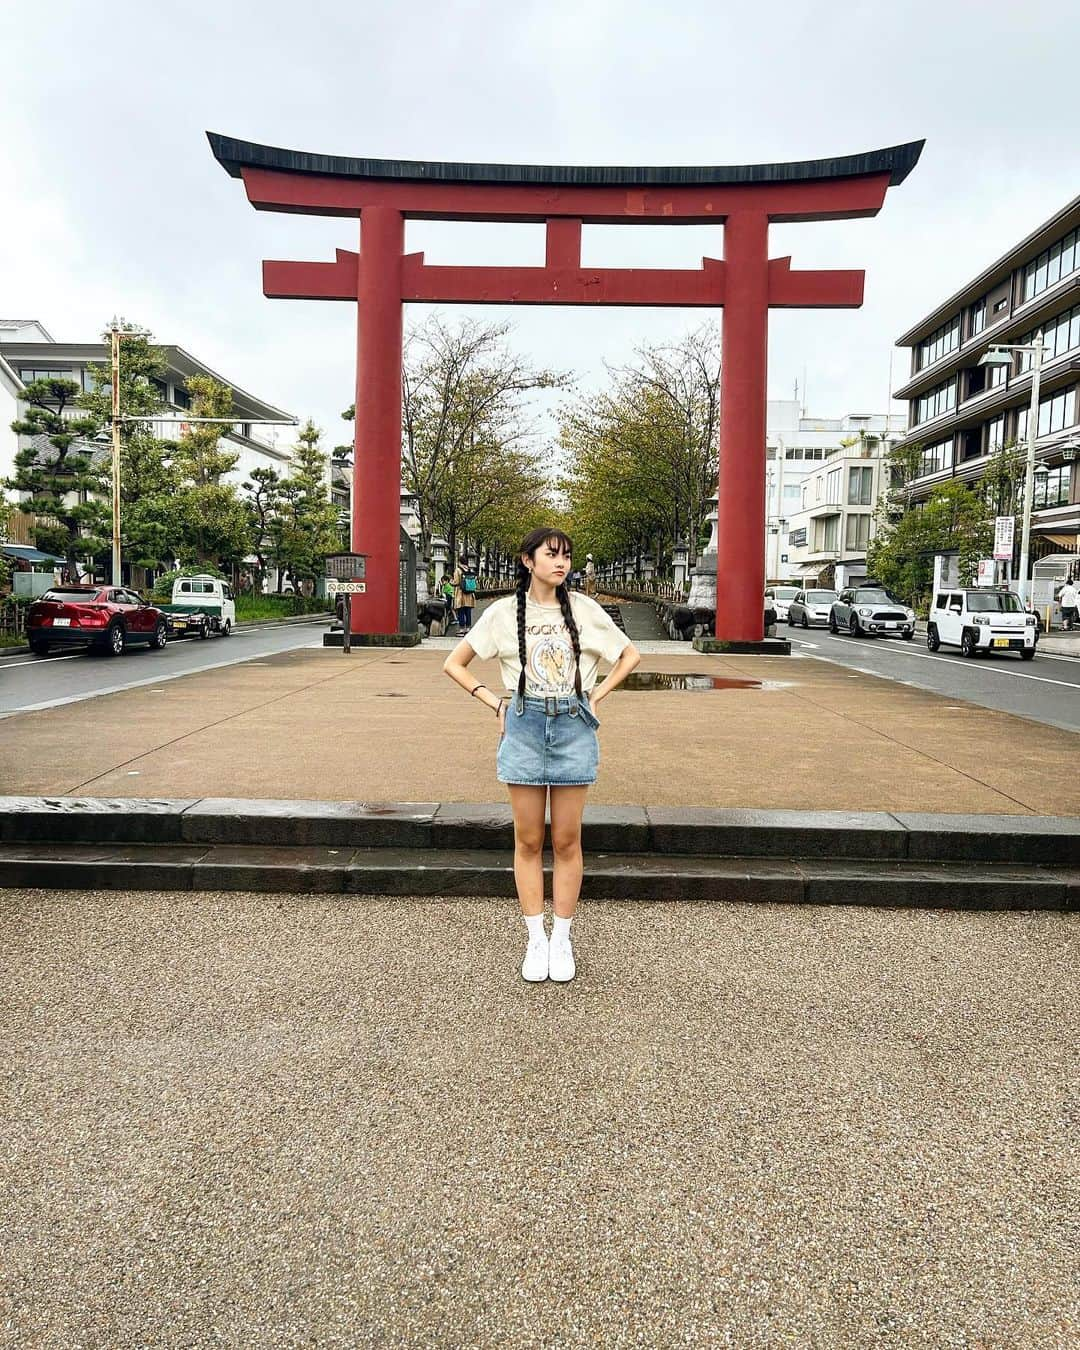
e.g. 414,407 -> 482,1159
556,582 -> 583,699
515,559 -> 529,705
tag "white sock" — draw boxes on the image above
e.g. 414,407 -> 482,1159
552,915 -> 573,945
524,913 -> 547,942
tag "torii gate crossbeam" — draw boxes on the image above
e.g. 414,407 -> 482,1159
209,134 -> 922,645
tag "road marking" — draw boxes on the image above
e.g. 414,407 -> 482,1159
792,635 -> 1080,691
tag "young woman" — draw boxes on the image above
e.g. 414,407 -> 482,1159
442,527 -> 641,983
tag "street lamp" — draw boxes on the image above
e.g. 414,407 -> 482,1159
979,333 -> 1045,605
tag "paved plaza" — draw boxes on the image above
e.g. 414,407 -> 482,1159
2,640 -> 1079,815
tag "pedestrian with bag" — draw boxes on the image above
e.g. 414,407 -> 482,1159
452,556 -> 477,634
442,527 -> 641,983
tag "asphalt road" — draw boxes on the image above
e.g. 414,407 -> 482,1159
0,617 -> 331,717
787,623 -> 1080,733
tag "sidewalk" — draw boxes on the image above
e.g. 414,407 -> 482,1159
2,642 -> 1078,815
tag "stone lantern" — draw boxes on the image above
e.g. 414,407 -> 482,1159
431,535 -> 449,588
641,554 -> 656,585
399,487 -> 421,543
687,497 -> 719,611
672,540 -> 689,591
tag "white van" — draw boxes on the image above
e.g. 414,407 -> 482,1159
926,588 -> 1037,660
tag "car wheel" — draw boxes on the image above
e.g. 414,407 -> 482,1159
222,619 -> 232,637
829,612 -> 839,634
1020,647 -> 1036,661
849,615 -> 861,638
902,629 -> 914,640
151,620 -> 167,650
926,624 -> 940,652
787,613 -> 795,626
802,614 -> 810,629
104,623 -> 125,657
29,640 -> 50,656
960,628 -> 977,658
197,619 -> 210,639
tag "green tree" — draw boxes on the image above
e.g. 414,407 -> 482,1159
243,465 -> 283,592
78,324 -> 179,573
867,480 -> 993,612
172,376 -> 250,568
269,420 -> 341,592
5,377 -> 109,580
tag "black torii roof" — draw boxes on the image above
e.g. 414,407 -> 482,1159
208,133 -> 924,189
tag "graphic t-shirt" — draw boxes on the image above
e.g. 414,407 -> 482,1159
465,594 -> 632,695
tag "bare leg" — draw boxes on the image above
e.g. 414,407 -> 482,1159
508,785 -> 548,916
549,785 -> 588,919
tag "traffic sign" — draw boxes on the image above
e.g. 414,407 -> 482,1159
328,580 -> 366,594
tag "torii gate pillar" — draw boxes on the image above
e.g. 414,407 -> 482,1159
208,134 -> 923,646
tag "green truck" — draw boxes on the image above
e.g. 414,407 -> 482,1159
158,575 -> 236,640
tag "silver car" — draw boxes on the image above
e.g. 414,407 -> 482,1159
787,588 -> 838,628
830,585 -> 916,639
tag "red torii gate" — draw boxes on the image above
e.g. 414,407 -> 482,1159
209,134 -> 922,646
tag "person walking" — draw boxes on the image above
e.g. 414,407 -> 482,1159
452,555 -> 478,634
442,527 -> 641,983
1058,579 -> 1079,630
584,553 -> 597,598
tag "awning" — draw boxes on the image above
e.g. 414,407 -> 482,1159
1033,531 -> 1079,547
1,544 -> 66,565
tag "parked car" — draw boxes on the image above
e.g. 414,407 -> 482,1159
829,584 -> 916,639
157,575 -> 236,640
764,585 -> 800,621
926,587 -> 1037,660
787,588 -> 838,628
26,586 -> 169,657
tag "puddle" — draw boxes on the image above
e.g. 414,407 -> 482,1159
618,672 -> 793,692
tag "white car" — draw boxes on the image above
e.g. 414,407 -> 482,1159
764,585 -> 800,621
787,588 -> 838,628
926,588 -> 1037,660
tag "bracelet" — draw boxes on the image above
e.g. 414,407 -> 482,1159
470,684 -> 487,698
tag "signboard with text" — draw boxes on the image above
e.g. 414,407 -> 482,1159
993,516 -> 1015,561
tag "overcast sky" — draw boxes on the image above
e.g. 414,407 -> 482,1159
3,0 -> 1079,460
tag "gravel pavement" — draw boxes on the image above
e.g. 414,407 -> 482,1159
2,890 -> 1077,1348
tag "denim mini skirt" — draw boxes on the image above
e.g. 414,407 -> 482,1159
497,693 -> 600,787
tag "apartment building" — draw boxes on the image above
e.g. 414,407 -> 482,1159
892,194 -> 1080,571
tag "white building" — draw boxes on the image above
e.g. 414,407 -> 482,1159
1,320 -> 298,582
764,400 -> 904,583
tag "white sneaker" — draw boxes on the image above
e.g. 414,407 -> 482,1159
521,936 -> 549,982
548,936 -> 576,983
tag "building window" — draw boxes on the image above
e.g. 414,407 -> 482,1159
81,366 -> 107,393
150,377 -> 168,401
814,516 -> 839,551
826,467 -> 841,503
992,296 -> 1009,314
1033,464 -> 1072,509
1022,227 -> 1080,303
845,513 -> 871,551
968,297 -> 987,338
986,360 -> 1007,389
1017,386 -> 1077,441
848,465 -> 873,505
914,378 -> 957,426
918,437 -> 954,476
172,384 -> 191,409
916,316 -> 961,371
985,415 -> 1006,453
1017,303 -> 1080,371
19,367 -> 73,385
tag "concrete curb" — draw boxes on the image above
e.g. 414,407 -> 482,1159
2,797 -> 1077,864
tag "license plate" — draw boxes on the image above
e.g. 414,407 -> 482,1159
885,622 -> 898,628
993,638 -> 1011,648
52,617 -> 71,627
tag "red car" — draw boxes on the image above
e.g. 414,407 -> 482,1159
26,586 -> 169,657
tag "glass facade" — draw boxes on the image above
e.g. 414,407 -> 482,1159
1022,227 -> 1080,303
1034,463 -> 1072,509
919,437 -> 953,476
1017,303 -> 1080,371
1016,386 -> 1077,441
916,316 -> 961,370
845,513 -> 871,550
914,378 -> 957,426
